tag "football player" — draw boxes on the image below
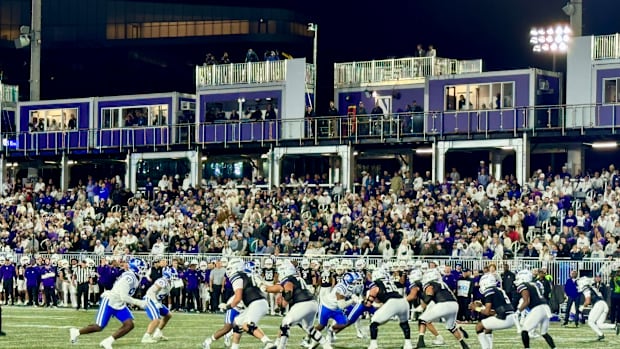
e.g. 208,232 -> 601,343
318,260 -> 335,303
265,259 -> 332,349
471,274 -> 516,349
406,269 -> 445,346
262,258 -> 278,315
69,258 -> 148,349
417,269 -> 470,349
577,276 -> 617,340
364,267 -> 412,349
314,271 -> 361,344
514,270 -> 556,349
141,266 -> 176,344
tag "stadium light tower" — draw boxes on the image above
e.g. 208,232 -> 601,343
529,24 -> 572,72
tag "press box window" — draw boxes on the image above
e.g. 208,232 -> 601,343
29,108 -> 79,132
603,78 -> 619,104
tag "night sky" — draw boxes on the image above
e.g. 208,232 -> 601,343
307,0 -> 620,111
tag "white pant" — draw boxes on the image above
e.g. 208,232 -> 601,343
62,281 -> 77,308
371,298 -> 410,324
420,301 -> 458,330
482,313 -> 516,331
522,304 -> 551,334
235,299 -> 269,327
282,300 -> 318,331
588,300 -> 616,336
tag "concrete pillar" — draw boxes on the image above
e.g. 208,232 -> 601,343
566,145 -> 584,176
271,148 -> 283,188
60,153 -> 70,192
491,151 -> 508,181
129,155 -> 139,193
186,151 -> 199,189
337,145 -> 353,191
0,156 -> 5,192
196,153 -> 204,188
515,133 -> 530,185
124,153 -> 131,191
435,141 -> 449,183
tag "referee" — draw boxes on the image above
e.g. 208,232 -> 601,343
73,260 -> 91,311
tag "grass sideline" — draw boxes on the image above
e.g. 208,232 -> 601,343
0,306 -> 619,348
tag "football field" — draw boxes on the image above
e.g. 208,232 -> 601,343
1,306 -> 619,349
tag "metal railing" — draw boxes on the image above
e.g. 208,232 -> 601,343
334,56 -> 484,87
196,60 -> 291,87
0,83 -> 19,103
5,103 -> 620,154
592,33 -> 620,60
13,252 -> 620,284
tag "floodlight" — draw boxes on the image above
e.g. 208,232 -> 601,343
591,142 -> 618,149
14,35 -> 30,49
19,26 -> 31,35
562,2 -> 575,16
529,24 -> 571,53
415,148 -> 433,154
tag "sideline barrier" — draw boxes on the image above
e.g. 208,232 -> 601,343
19,252 -> 619,284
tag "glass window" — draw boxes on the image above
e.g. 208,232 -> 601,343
149,105 -> 168,126
443,81 -> 515,111
502,82 -> 514,108
29,108 -> 78,132
604,79 -> 618,104
101,109 -> 122,129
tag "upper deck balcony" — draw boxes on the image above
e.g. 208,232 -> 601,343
0,83 -> 19,104
196,60 -> 315,89
334,56 -> 483,88
592,33 -> 620,60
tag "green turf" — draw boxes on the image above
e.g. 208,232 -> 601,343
0,306 -> 618,349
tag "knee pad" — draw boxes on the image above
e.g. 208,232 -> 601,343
246,322 -> 258,334
476,328 -> 484,334
280,325 -> 290,338
232,325 -> 243,334
448,325 -> 458,333
418,319 -> 427,327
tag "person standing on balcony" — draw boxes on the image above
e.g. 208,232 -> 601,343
426,45 -> 436,57
415,44 -> 426,57
220,52 -> 231,64
264,104 -> 277,120
305,105 -> 315,137
245,49 -> 259,63
324,101 -> 338,137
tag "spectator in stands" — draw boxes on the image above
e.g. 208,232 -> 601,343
426,45 -> 436,57
264,104 -> 277,120
245,48 -> 259,63
415,44 -> 426,57
220,52 -> 231,64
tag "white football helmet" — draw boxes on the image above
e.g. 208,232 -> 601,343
342,259 -> 353,271
278,260 -> 296,279
515,270 -> 533,286
397,260 -> 408,271
479,274 -> 497,293
355,258 -> 366,271
311,260 -> 320,271
85,258 -> 95,268
50,254 -> 60,265
421,268 -> 441,286
199,261 -> 208,271
409,269 -> 423,283
322,260 -> 331,271
263,258 -> 273,268
226,258 -> 244,277
577,277 -> 593,293
220,257 -> 229,267
335,263 -> 346,275
300,259 -> 310,269
59,259 -> 70,268
20,256 -> 31,266
371,268 -> 387,282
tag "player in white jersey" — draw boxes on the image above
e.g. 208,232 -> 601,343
141,266 -> 176,344
577,277 -> 617,340
69,258 -> 147,349
314,272 -> 361,344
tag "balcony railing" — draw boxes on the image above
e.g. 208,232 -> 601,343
4,103 -> 620,154
334,56 -> 483,87
592,33 -> 620,60
0,83 -> 19,103
196,61 -> 293,88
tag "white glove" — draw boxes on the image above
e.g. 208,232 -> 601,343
260,284 -> 267,292
219,302 -> 229,311
414,305 -> 424,313
578,305 -> 584,312
350,295 -> 360,304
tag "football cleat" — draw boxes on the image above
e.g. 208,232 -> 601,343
141,334 -> 158,344
153,328 -> 168,341
202,338 -> 212,349
432,335 -> 445,345
69,328 -> 80,344
99,336 -> 114,349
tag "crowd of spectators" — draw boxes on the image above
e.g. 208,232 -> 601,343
1,162 -> 620,265
203,48 -> 283,66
